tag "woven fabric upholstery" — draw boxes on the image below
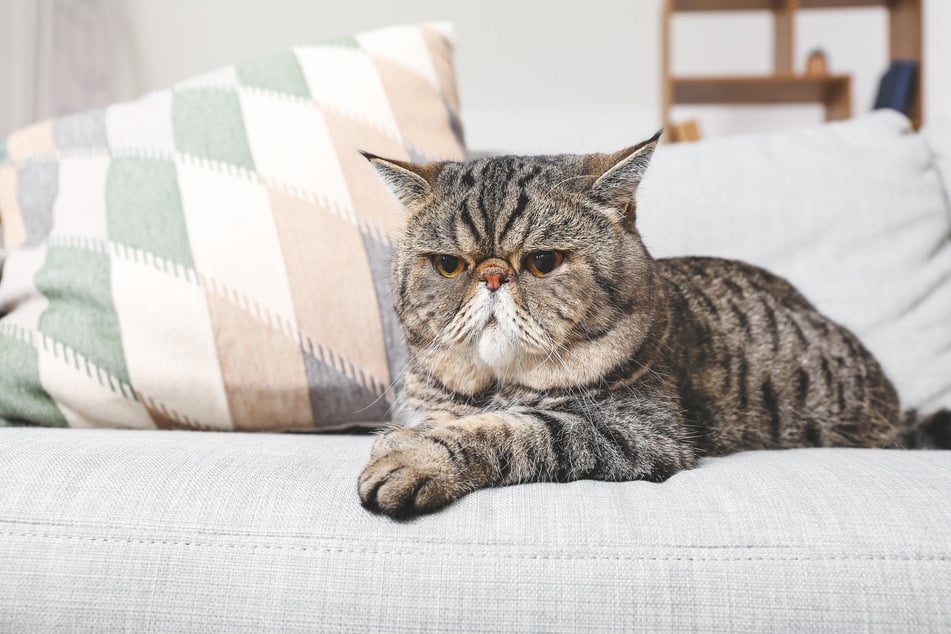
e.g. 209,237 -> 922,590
0,22 -> 464,431
639,111 -> 951,413
1,427 -> 949,632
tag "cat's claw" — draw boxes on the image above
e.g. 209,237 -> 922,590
358,447 -> 466,518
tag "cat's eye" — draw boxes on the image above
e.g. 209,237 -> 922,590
431,254 -> 467,278
524,251 -> 564,278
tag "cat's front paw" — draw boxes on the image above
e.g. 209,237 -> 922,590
370,427 -> 422,460
358,444 -> 467,518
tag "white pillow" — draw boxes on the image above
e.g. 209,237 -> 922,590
639,111 -> 951,413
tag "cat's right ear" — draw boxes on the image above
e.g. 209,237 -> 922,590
360,151 -> 442,212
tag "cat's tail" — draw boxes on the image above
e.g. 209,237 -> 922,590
901,409 -> 951,449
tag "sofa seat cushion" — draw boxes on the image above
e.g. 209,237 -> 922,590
1,428 -> 949,631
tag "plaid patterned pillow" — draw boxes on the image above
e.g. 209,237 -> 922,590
0,22 -> 465,431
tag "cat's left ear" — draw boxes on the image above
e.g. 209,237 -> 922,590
586,130 -> 662,226
360,151 -> 444,213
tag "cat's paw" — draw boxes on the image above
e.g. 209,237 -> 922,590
369,427 -> 423,460
358,445 -> 467,518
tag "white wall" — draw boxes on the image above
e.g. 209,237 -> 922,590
30,0 -> 138,123
0,5 -> 13,134
925,0 -> 951,117
1,0 -> 948,153
116,0 -> 666,154
0,0 -> 36,138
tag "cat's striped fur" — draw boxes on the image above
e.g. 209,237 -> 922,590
358,134 -> 950,518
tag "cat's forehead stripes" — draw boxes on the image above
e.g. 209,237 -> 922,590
432,157 -> 566,257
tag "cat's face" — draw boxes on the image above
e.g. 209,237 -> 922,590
366,134 -> 661,393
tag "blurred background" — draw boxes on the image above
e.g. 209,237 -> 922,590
0,0 -> 947,153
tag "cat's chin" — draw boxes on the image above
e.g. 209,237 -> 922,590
477,324 -> 518,370
474,326 -> 544,379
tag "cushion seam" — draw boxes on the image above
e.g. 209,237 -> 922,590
2,530 -> 950,561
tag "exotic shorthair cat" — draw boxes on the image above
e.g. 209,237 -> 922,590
357,133 -> 951,518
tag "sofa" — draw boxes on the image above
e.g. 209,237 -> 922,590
3,106 -> 951,630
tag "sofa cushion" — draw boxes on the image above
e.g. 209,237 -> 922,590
0,23 -> 464,431
0,427 -> 948,631
639,111 -> 951,413
923,116 -> 951,215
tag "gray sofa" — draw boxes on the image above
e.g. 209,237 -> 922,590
3,112 -> 951,631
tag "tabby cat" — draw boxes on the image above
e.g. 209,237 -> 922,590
357,133 -> 950,518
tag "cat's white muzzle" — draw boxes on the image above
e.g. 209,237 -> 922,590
473,287 -> 521,369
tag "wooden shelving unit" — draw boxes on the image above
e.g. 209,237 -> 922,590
662,0 -> 923,133
673,74 -> 852,119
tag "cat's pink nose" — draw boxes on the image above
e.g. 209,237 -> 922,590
476,258 -> 512,291
484,272 -> 503,291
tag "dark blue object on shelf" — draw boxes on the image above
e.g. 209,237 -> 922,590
873,60 -> 917,115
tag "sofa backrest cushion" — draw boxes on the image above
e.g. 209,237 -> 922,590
639,111 -> 951,413
923,116 -> 951,218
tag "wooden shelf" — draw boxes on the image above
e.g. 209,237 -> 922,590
662,0 -> 922,136
672,75 -> 851,119
673,0 -> 898,11
799,0 -> 896,8
673,0 -> 781,10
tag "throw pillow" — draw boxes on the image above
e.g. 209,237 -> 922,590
0,22 -> 464,430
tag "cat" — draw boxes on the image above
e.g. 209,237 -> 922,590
357,133 -> 951,518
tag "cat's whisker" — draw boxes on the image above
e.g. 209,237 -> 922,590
538,335 -> 610,425
353,341 -> 432,418
443,306 -> 473,343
